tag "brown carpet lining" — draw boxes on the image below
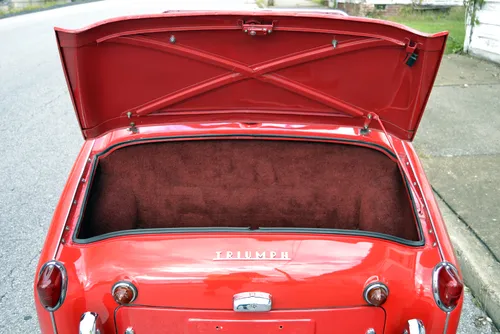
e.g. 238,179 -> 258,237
78,140 -> 419,241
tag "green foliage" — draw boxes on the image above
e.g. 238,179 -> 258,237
365,10 -> 385,18
385,7 -> 466,54
0,1 -> 63,18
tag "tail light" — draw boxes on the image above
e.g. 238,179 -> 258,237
363,282 -> 389,306
112,281 -> 138,305
433,262 -> 463,311
36,261 -> 67,311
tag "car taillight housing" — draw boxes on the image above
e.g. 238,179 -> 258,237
433,262 -> 463,311
36,261 -> 67,311
363,282 -> 389,306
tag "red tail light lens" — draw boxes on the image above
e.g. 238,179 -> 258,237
363,282 -> 389,306
36,261 -> 67,311
433,262 -> 463,311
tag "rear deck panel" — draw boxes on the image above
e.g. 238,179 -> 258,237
115,307 -> 385,334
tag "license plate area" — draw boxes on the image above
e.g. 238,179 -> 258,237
115,306 -> 385,334
187,319 -> 314,334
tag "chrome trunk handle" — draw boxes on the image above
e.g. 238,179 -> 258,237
233,292 -> 272,312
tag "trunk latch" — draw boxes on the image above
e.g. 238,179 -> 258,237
240,20 -> 274,36
404,39 -> 419,67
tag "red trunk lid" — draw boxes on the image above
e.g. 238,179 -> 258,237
61,233 -> 439,308
55,11 -> 447,140
58,233 -> 443,332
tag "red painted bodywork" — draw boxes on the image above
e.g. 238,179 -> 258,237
35,10 -> 462,334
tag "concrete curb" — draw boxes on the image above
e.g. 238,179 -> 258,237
436,193 -> 500,329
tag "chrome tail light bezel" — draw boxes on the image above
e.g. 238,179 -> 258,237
36,260 -> 68,312
363,282 -> 389,306
111,281 -> 138,305
432,261 -> 463,312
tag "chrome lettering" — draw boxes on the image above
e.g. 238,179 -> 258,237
214,251 -> 291,260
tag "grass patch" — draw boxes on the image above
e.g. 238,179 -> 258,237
0,1 -> 97,18
385,7 -> 466,54
0,1 -> 60,17
255,0 -> 267,8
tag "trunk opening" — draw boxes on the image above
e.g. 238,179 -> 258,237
77,139 -> 420,241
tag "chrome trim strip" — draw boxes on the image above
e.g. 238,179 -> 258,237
432,262 -> 460,312
363,282 -> 389,306
401,142 -> 446,261
37,261 -> 68,312
111,281 -> 138,304
52,142 -> 95,259
443,312 -> 450,334
49,312 -> 57,334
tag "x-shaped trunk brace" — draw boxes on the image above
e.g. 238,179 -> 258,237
107,29 -> 406,119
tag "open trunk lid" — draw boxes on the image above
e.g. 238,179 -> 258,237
55,11 -> 447,140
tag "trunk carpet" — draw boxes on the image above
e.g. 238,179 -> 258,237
79,140 -> 418,240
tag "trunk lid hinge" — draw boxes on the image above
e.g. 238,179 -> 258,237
404,39 -> 419,67
126,111 -> 138,134
360,113 -> 373,135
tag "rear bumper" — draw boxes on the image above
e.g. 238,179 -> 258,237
79,312 -> 103,334
405,319 -> 426,334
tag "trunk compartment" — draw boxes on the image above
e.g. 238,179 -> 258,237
78,139 -> 419,242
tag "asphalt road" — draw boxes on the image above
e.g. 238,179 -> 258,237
0,1 -> 497,333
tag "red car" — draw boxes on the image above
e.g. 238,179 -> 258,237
34,9 -> 464,334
